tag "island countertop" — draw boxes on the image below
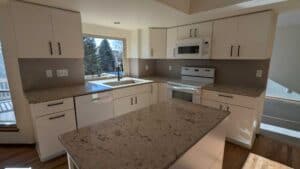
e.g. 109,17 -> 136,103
59,100 -> 230,169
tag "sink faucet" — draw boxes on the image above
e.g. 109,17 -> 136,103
116,65 -> 122,81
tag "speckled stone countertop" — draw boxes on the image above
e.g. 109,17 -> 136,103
59,100 -> 230,169
203,84 -> 265,97
142,76 -> 179,83
25,82 -> 112,104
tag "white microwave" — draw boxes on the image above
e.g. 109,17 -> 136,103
175,38 -> 210,59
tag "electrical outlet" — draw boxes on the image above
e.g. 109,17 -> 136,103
256,70 -> 263,78
145,65 -> 149,71
56,69 -> 63,77
169,65 -> 172,71
46,70 -> 53,78
63,69 -> 69,77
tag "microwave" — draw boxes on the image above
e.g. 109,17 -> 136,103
175,38 -> 210,59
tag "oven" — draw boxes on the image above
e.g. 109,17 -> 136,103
167,83 -> 201,104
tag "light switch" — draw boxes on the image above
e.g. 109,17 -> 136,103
256,70 -> 263,78
46,70 -> 53,78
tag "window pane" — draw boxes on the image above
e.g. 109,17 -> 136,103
83,36 -> 124,77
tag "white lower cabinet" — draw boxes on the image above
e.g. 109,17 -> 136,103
158,83 -> 169,103
34,109 -> 76,161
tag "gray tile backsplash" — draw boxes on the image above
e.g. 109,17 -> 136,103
134,59 -> 270,88
19,58 -> 85,91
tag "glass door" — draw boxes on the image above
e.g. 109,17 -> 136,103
0,42 -> 16,126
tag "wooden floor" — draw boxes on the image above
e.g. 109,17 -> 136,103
0,134 -> 299,169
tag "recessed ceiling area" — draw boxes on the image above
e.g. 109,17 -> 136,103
23,0 -> 300,30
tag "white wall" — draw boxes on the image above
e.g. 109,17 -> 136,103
269,24 -> 300,93
0,1 -> 35,144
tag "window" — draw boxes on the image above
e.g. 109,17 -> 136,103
83,35 -> 125,79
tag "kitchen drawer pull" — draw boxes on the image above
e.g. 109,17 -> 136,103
58,42 -> 62,55
237,45 -> 240,57
135,96 -> 137,104
130,97 -> 134,105
217,94 -> 233,99
230,45 -> 233,57
49,114 -> 65,120
48,41 -> 53,55
47,101 -> 64,107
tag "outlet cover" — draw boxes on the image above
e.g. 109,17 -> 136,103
46,70 -> 53,78
63,69 -> 69,77
256,70 -> 263,78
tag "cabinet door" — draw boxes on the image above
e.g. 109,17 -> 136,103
35,110 -> 76,161
194,22 -> 213,38
51,9 -> 84,58
177,25 -> 193,40
158,83 -> 169,103
166,28 -> 178,58
226,105 -> 256,146
114,96 -> 134,117
201,99 -> 223,110
149,28 -> 167,58
237,11 -> 274,59
11,1 -> 54,58
212,17 -> 238,59
134,92 -> 150,110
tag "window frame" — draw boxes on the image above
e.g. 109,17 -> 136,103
82,34 -> 127,81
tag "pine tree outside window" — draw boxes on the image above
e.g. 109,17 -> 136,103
83,35 -> 124,79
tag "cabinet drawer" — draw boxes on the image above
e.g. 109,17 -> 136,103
202,90 -> 257,109
112,84 -> 151,98
30,98 -> 74,118
35,109 -> 76,161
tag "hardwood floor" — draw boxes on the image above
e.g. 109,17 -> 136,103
0,134 -> 299,169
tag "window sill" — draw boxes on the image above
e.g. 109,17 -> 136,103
0,124 -> 19,132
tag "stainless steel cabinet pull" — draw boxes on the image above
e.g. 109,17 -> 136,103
49,114 -> 65,120
47,101 -> 64,107
49,41 -> 53,55
230,45 -> 233,57
58,42 -> 62,55
130,97 -> 134,105
135,96 -> 137,104
237,45 -> 240,57
218,94 -> 233,99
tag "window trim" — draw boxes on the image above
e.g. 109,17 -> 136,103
82,34 -> 127,80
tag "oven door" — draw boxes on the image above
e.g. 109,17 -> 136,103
167,85 -> 201,104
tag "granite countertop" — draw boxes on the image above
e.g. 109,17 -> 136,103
59,100 -> 230,169
25,82 -> 112,104
142,76 -> 180,83
203,84 -> 265,97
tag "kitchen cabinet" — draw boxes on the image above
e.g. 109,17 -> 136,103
75,92 -> 114,128
177,22 -> 212,40
158,83 -> 169,103
11,1 -> 83,58
140,28 -> 167,59
30,98 -> 76,161
212,11 -> 275,60
166,27 -> 178,58
201,89 -> 264,149
150,83 -> 158,104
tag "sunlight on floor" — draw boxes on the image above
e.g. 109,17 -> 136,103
260,123 -> 300,139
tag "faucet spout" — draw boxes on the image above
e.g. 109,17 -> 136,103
116,66 -> 122,81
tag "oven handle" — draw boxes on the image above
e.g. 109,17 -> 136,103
168,85 -> 198,94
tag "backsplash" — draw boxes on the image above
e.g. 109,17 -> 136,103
134,59 -> 270,88
19,58 -> 85,91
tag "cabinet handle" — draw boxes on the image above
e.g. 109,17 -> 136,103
49,114 -> 65,120
194,29 -> 197,37
135,96 -> 137,104
48,41 -> 53,55
130,97 -> 134,105
47,101 -> 64,107
237,45 -> 240,57
218,94 -> 233,99
230,45 -> 233,57
150,48 -> 154,57
58,42 -> 62,55
189,29 -> 192,37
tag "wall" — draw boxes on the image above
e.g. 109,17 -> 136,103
156,0 -> 190,14
0,1 -> 34,143
19,59 -> 84,91
137,59 -> 270,88
269,25 -> 300,93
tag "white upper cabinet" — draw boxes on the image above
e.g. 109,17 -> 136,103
51,9 -> 84,58
212,11 -> 275,60
166,27 -> 177,58
11,1 -> 83,58
140,28 -> 167,59
177,25 -> 194,40
177,22 -> 212,40
194,22 -> 213,39
11,1 -> 54,58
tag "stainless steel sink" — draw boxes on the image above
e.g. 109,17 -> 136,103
103,80 -> 140,87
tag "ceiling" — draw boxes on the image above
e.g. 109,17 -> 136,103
23,0 -> 300,30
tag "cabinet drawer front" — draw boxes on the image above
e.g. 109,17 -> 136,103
30,98 -> 74,118
35,109 -> 76,160
112,84 -> 151,98
202,90 -> 256,108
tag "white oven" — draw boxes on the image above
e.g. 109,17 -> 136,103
175,38 -> 210,59
168,83 -> 201,104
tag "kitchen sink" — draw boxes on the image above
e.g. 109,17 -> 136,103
103,80 -> 141,87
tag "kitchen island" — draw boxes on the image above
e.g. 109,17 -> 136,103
59,100 -> 230,169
